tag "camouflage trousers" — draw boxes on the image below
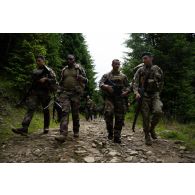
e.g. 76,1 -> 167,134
85,107 -> 93,121
104,97 -> 126,139
141,93 -> 163,134
58,91 -> 81,136
22,91 -> 50,130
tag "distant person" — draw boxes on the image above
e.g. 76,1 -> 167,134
85,95 -> 93,121
132,52 -> 164,146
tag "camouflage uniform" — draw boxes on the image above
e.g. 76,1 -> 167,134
85,98 -> 94,121
133,64 -> 163,143
19,66 -> 57,133
99,70 -> 130,141
58,64 -> 87,137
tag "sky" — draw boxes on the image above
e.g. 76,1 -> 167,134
84,33 -> 130,83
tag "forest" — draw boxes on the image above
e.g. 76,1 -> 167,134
123,33 -> 195,123
0,33 -> 195,151
0,33 -> 194,121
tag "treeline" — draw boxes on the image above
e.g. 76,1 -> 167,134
123,33 -> 195,123
0,33 -> 96,97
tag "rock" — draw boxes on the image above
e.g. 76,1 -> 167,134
122,135 -> 127,138
161,151 -> 167,155
88,148 -> 101,155
156,159 -> 164,163
148,156 -> 156,162
1,144 -> 6,149
132,156 -> 139,163
74,150 -> 87,155
129,151 -> 139,156
70,158 -> 76,163
84,156 -> 95,163
125,156 -> 133,162
26,149 -> 31,156
140,159 -> 146,163
127,138 -> 132,141
33,149 -> 41,155
179,146 -> 186,150
60,158 -> 68,163
78,141 -> 85,145
146,151 -> 153,156
110,157 -> 120,163
109,151 -> 118,156
92,143 -> 96,148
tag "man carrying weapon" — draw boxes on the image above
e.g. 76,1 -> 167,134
99,59 -> 130,144
12,55 -> 58,135
132,52 -> 164,146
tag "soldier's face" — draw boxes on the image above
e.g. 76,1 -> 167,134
67,56 -> 75,65
36,58 -> 45,67
142,56 -> 153,65
112,62 -> 120,71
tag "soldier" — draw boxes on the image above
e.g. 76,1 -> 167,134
12,55 -> 57,135
99,59 -> 130,144
133,52 -> 164,146
85,95 -> 94,121
55,54 -> 88,142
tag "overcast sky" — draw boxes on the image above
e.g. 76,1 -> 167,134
84,33 -> 130,83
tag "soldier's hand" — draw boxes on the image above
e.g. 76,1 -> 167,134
121,91 -> 129,97
135,93 -> 141,100
77,75 -> 84,82
39,77 -> 48,83
102,85 -> 113,94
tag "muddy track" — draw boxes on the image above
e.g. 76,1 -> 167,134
0,119 -> 195,163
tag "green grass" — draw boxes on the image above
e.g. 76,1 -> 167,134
125,112 -> 195,150
0,104 -> 59,143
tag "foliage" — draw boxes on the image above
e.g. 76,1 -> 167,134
123,33 -> 195,123
0,33 -> 96,97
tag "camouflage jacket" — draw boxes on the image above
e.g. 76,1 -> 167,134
59,63 -> 88,94
133,64 -> 164,96
32,65 -> 58,92
99,70 -> 131,97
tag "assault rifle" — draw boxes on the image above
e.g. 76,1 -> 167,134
44,95 -> 62,123
16,65 -> 51,107
104,79 -> 123,96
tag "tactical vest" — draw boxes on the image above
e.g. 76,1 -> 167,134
107,71 -> 126,88
32,65 -> 51,91
103,71 -> 127,98
139,65 -> 162,93
61,64 -> 85,94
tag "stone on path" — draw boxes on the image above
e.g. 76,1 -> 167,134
125,156 -> 133,162
146,151 -> 153,156
84,156 -> 95,163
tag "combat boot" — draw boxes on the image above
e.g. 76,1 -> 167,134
114,137 -> 121,144
12,127 -> 28,136
108,132 -> 113,140
43,128 -> 49,134
74,132 -> 79,138
145,134 -> 152,146
150,129 -> 157,139
55,134 -> 67,143
150,124 -> 157,139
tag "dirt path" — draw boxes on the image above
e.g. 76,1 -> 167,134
1,118 -> 195,163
